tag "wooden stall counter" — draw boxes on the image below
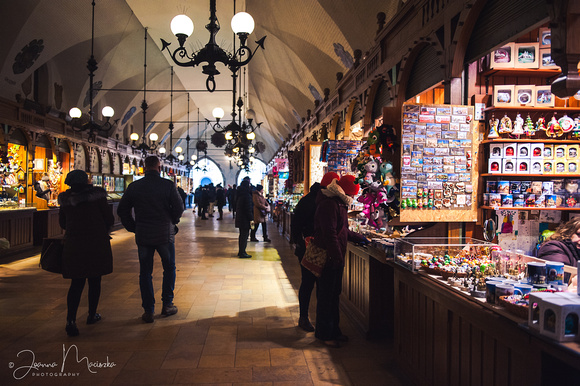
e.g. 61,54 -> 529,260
0,207 -> 36,256
393,265 -> 580,386
341,242 -> 394,339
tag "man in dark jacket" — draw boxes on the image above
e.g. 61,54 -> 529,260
235,180 -> 254,258
215,184 -> 226,220
228,184 -> 237,218
290,172 -> 339,332
177,185 -> 187,207
194,186 -> 202,215
200,185 -> 210,220
117,156 -> 184,323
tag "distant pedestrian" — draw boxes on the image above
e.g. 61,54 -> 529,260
235,180 -> 253,258
228,184 -> 237,218
250,184 -> 271,242
194,186 -> 202,215
177,185 -> 187,207
216,184 -> 226,220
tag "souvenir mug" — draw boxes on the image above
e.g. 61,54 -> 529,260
546,261 -> 564,285
486,281 -> 503,304
495,284 -> 515,304
527,262 -> 547,285
514,283 -> 533,296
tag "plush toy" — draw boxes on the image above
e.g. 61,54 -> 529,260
379,161 -> 395,192
378,124 -> 398,157
363,159 -> 378,185
366,128 -> 381,157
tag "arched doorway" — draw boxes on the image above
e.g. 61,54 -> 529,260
237,158 -> 267,185
190,157 -> 225,189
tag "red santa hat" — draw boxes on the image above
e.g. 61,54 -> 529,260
337,175 -> 360,196
320,172 -> 340,188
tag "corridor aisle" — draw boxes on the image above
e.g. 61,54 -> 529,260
0,210 -> 406,385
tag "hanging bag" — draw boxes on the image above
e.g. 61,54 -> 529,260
300,237 -> 328,277
39,236 -> 64,273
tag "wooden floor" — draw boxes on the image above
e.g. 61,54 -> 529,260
0,209 -> 407,385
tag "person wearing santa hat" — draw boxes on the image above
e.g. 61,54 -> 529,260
290,171 -> 340,332
311,174 -> 368,347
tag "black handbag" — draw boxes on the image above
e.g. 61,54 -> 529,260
40,236 -> 64,273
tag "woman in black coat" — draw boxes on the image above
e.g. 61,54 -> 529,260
235,180 -> 253,258
58,170 -> 114,336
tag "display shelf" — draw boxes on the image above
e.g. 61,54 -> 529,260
481,206 -> 580,211
481,138 -> 580,144
480,173 -> 580,178
483,106 -> 580,112
480,68 -> 561,78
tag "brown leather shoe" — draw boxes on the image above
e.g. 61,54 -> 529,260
141,312 -> 154,323
161,304 -> 178,316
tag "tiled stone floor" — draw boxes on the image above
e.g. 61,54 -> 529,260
0,210 -> 408,385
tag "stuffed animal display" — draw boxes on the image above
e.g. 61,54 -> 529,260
353,123 -> 399,230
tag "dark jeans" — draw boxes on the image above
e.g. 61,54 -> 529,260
138,243 -> 176,313
299,257 -> 317,318
217,205 -> 223,218
250,221 -> 268,240
315,266 -> 343,341
238,227 -> 250,255
67,277 -> 101,322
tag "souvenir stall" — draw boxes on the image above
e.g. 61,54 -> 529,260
0,127 -> 35,254
53,138 -> 71,198
31,134 -> 67,245
31,133 -> 57,210
387,22 -> 580,385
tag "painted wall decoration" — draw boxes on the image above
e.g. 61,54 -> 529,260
13,39 -> 44,74
73,143 -> 87,171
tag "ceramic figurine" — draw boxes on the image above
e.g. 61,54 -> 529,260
573,117 -> 580,139
546,115 -> 564,138
488,114 -> 500,139
498,114 -> 513,134
558,115 -> 574,133
524,114 -> 535,136
511,113 -> 524,136
536,116 -> 546,132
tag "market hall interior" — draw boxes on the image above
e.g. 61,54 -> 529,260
0,211 -> 408,385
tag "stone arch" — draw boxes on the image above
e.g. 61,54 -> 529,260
396,42 -> 445,107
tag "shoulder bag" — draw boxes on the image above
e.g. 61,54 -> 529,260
300,237 -> 328,277
40,236 -> 64,273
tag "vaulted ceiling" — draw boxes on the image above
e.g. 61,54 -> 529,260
0,0 -> 399,168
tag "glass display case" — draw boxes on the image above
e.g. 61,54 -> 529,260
394,237 -> 497,274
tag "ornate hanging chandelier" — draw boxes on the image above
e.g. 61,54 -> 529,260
161,0 -> 266,92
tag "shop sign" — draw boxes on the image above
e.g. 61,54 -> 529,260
275,158 -> 288,171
